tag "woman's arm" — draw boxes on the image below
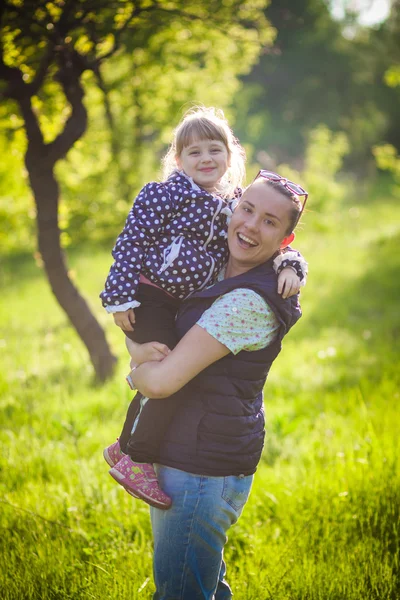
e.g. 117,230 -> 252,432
128,324 -> 230,398
128,287 -> 279,398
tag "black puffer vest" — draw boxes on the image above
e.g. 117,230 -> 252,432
156,258 -> 302,476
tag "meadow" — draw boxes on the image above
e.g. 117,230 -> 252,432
1,180 -> 399,599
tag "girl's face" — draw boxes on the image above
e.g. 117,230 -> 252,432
227,180 -> 294,274
176,138 -> 230,193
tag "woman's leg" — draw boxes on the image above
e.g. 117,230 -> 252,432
150,465 -> 253,600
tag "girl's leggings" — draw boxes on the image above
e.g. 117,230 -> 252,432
118,283 -> 182,463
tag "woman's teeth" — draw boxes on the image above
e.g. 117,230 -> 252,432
238,233 -> 257,246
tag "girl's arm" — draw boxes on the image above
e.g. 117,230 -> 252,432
274,247 -> 308,298
128,324 -> 230,399
273,247 -> 308,284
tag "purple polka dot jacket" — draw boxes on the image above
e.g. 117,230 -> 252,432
100,171 -> 308,311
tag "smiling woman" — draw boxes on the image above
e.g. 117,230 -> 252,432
121,172 -> 306,599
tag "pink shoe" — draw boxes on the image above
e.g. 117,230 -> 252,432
109,455 -> 172,510
103,439 -> 125,468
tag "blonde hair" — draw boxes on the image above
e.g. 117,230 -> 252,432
162,106 -> 246,199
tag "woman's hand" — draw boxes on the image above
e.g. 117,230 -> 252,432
128,325 -> 230,398
126,338 -> 170,368
113,308 -> 136,332
277,267 -> 301,299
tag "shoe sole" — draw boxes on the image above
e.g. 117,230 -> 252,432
103,448 -> 116,468
109,468 -> 171,510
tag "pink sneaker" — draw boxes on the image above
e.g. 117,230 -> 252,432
103,439 -> 125,468
109,455 -> 172,510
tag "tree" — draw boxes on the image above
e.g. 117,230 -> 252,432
232,0 -> 399,169
0,0 -> 271,381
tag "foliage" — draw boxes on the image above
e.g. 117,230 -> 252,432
373,144 -> 400,196
232,0 -> 400,168
291,124 -> 350,211
247,124 -> 351,213
0,0 -> 272,253
0,0 -> 274,380
0,123 -> 33,252
1,177 -> 399,598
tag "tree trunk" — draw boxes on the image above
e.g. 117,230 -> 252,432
28,162 -> 117,382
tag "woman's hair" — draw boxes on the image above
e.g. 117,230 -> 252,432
255,178 -> 303,235
162,106 -> 246,199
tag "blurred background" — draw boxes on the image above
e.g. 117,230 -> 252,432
1,1 -> 399,598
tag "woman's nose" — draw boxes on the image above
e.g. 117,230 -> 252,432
245,216 -> 259,232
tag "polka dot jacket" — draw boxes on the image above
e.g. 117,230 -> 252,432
100,172 -> 234,311
100,171 -> 308,311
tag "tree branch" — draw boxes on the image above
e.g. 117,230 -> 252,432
0,42 -> 45,148
28,43 -> 56,97
46,48 -> 88,164
96,4 -> 143,62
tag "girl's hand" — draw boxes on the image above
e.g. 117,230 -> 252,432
113,308 -> 135,332
277,267 -> 301,299
126,338 -> 171,368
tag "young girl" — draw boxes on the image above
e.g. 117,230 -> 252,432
100,106 -> 307,509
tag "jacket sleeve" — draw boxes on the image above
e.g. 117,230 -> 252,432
100,182 -> 176,311
273,246 -> 308,286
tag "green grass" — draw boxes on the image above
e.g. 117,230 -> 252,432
1,185 -> 400,599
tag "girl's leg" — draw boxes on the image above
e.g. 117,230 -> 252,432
118,391 -> 142,454
117,284 -> 179,453
150,465 -> 253,600
126,394 -> 183,463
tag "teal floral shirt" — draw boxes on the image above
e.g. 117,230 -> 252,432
197,288 -> 279,354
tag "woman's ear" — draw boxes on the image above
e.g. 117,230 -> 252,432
280,232 -> 295,249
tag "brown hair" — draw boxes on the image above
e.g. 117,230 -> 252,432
162,106 -> 246,199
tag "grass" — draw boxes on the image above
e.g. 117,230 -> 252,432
1,182 -> 400,599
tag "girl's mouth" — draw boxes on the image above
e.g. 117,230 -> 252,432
199,168 -> 215,173
237,232 -> 258,248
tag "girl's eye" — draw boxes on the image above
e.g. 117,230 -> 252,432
242,206 -> 251,213
264,219 -> 275,226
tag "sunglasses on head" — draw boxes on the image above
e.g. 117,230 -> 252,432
255,170 -> 308,212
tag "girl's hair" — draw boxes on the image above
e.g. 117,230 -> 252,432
162,106 -> 246,199
255,178 -> 303,234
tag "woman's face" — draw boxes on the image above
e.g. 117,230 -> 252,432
227,180 -> 294,272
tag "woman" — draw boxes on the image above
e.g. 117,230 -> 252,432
125,172 -> 306,599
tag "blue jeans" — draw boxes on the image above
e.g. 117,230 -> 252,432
150,465 -> 254,600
